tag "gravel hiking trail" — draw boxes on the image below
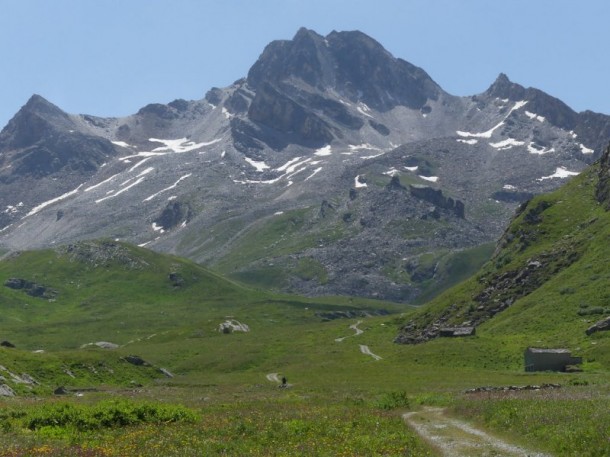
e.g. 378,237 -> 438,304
335,320 -> 364,342
403,407 -> 552,457
266,373 -> 281,383
335,321 -> 383,361
359,344 -> 382,360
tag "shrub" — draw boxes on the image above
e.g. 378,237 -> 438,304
23,400 -> 198,432
375,391 -> 410,410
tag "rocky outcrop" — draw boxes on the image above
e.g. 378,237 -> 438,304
248,82 -> 334,147
154,201 -> 192,231
596,143 -> 610,209
409,185 -> 465,219
4,277 -> 57,299
396,246 -> 581,344
56,240 -> 150,270
586,316 -> 610,335
315,309 -> 390,321
122,355 -> 150,366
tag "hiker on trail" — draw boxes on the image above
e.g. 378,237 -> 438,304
281,376 -> 287,386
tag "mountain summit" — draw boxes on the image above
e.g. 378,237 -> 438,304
247,28 -> 441,111
0,28 -> 608,301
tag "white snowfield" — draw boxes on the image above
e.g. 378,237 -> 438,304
143,174 -> 192,202
384,167 -> 400,177
96,167 -> 154,204
314,145 -> 332,156
456,138 -> 478,145
25,184 -> 83,217
245,157 -> 270,172
304,167 -> 323,181
537,167 -> 580,181
419,175 -> 439,183
21,137 -> 222,215
354,175 -> 367,188
149,137 -> 220,153
3,202 -> 23,214
525,111 -> 546,122
527,142 -> 555,155
580,143 -> 594,154
111,140 -> 131,148
489,138 -> 525,150
457,100 -> 528,139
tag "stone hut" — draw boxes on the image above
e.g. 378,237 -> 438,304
439,327 -> 476,337
524,347 -> 582,372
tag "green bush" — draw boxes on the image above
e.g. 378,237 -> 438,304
375,391 -> 411,410
23,400 -> 198,432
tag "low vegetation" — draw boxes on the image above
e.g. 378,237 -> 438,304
0,153 -> 609,454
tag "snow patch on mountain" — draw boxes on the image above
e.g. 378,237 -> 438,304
457,100 -> 528,139
537,167 -> 580,181
277,157 -> 311,173
579,144 -> 594,154
419,175 -> 439,183
527,143 -> 555,155
128,158 -> 153,172
150,137 -> 221,153
4,202 -> 23,214
245,157 -> 270,172
222,107 -> 232,119
357,103 -> 373,118
354,175 -> 367,188
457,139 -> 478,145
525,111 -> 545,122
84,174 -> 120,192
489,138 -> 525,150
26,185 -> 83,217
314,145 -> 332,156
456,122 -> 504,139
143,174 -> 192,202
96,172 -> 150,204
305,167 -> 323,181
111,141 -> 132,148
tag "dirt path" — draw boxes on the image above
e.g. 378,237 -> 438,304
335,320 -> 364,342
403,407 -> 552,457
266,373 -> 281,383
359,344 -> 382,360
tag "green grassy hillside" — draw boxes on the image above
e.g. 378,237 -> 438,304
396,155 -> 610,369
1,163 -> 610,456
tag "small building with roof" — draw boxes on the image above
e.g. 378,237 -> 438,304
524,347 -> 582,372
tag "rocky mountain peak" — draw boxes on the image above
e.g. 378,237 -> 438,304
247,28 -> 331,90
0,94 -> 116,180
484,73 -> 525,100
22,94 -> 68,118
0,95 -> 73,150
246,28 -> 441,111
484,73 -> 578,131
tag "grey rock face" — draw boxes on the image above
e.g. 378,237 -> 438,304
0,28 -> 608,302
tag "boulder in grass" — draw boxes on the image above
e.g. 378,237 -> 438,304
586,316 -> 610,335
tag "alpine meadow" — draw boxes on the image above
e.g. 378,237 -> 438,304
0,27 -> 609,456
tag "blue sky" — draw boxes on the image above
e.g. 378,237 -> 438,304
1,0 -> 608,127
